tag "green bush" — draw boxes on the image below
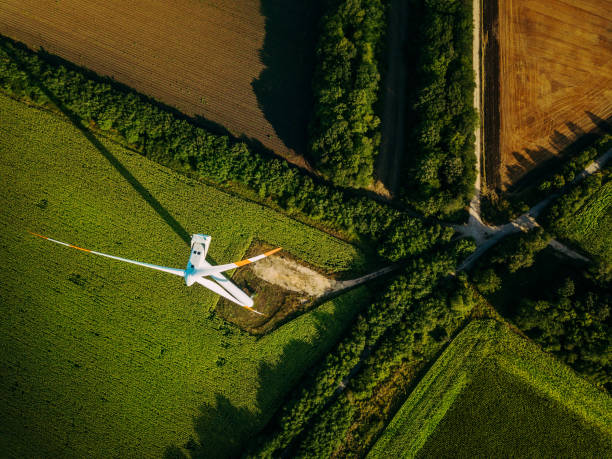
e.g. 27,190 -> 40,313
515,278 -> 611,391
489,227 -> 550,273
473,268 -> 501,294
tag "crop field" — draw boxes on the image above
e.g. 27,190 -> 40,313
368,320 -> 612,458
0,94 -> 367,457
0,0 -> 321,167
554,180 -> 612,264
485,0 -> 612,189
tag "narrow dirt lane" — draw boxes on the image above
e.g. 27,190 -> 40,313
468,0 -> 483,226
375,0 -> 408,196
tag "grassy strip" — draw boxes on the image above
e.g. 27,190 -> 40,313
369,320 -> 612,458
0,93 -> 368,457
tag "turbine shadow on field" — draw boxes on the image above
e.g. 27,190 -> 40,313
251,0 -> 323,158
163,310 -> 336,458
1,42 -> 191,246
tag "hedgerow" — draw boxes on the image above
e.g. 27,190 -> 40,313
0,35 -> 449,261
308,0 -> 386,187
246,239 -> 475,457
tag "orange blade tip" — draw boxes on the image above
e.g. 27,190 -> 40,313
265,247 -> 282,256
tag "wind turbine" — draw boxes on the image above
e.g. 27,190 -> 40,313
29,232 -> 281,315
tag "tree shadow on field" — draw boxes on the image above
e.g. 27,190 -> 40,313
251,0 -> 323,158
163,309 -> 341,458
506,146 -> 553,185
507,122 -> 610,195
1,41 -> 191,246
586,111 -> 612,134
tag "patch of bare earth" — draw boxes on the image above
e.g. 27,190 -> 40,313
215,242 -> 339,334
0,0 -> 319,168
491,0 -> 612,189
251,257 -> 337,297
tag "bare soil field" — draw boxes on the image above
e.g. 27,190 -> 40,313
0,0 -> 321,168
485,0 -> 612,190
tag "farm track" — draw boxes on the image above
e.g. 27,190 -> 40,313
467,0 -> 483,227
376,0 -> 408,196
0,0 -> 317,169
490,0 -> 612,189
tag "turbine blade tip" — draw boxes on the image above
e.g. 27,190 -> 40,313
265,247 -> 282,256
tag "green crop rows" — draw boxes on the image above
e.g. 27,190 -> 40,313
368,320 -> 612,458
555,180 -> 612,264
0,94 -> 368,457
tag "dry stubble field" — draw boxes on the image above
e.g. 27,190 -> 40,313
0,0 -> 320,168
486,0 -> 612,190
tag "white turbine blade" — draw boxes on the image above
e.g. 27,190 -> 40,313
208,271 -> 254,307
29,232 -> 185,277
198,247 -> 282,276
193,276 -> 263,315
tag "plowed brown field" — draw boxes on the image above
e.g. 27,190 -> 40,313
0,0 -> 320,169
489,0 -> 612,189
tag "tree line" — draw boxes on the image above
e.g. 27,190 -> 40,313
0,36 -> 450,262
309,0 -> 387,188
400,0 -> 477,217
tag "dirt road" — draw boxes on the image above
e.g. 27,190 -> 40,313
468,0 -> 483,226
375,0 -> 408,196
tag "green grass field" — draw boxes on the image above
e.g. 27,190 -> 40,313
368,320 -> 612,458
555,179 -> 612,264
0,93 -> 367,457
